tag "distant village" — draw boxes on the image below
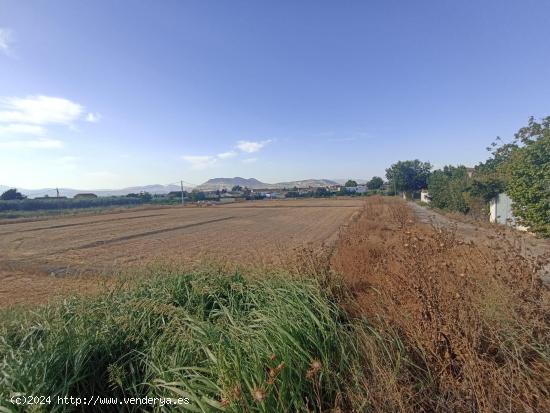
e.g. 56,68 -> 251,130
26,181 -> 381,204
121,181 -> 380,205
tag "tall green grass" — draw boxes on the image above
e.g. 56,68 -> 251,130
0,270 -> 365,412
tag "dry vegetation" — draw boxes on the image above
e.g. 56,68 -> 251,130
2,196 -> 549,412
332,196 -> 550,412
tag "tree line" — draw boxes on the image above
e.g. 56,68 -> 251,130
384,116 -> 549,236
0,196 -> 147,212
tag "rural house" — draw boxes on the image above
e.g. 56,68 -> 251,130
420,189 -> 431,203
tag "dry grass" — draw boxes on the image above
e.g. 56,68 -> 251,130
332,196 -> 550,413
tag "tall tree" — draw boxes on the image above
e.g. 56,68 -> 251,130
469,116 -> 549,236
428,166 -> 470,213
366,176 -> 384,190
385,160 -> 432,193
505,116 -> 550,236
344,180 -> 358,187
0,188 -> 26,200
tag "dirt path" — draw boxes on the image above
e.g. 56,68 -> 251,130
408,201 -> 550,285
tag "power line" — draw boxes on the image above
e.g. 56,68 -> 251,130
169,180 -> 197,187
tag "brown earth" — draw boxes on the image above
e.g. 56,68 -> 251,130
0,198 -> 363,307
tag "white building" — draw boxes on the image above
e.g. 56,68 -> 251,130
263,192 -> 285,199
345,185 -> 367,194
489,192 -> 527,231
420,189 -> 431,203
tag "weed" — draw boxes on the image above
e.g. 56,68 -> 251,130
0,270 -> 366,412
333,196 -> 550,412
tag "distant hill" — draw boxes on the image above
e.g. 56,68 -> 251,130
196,177 -> 339,191
196,177 -> 266,191
0,184 -> 193,199
275,179 -> 340,189
1,178 -> 341,198
332,178 -> 368,185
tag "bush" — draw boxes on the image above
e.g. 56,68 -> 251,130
332,196 -> 550,412
0,271 -> 365,412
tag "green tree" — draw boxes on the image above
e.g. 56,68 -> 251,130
139,191 -> 152,202
231,185 -> 243,192
505,116 -> 550,236
344,180 -> 358,187
428,166 -> 470,213
471,116 -> 549,236
366,176 -> 384,190
469,136 -> 516,201
0,188 -> 26,200
385,160 -> 432,193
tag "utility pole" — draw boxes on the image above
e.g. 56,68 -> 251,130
180,180 -> 185,205
56,188 -> 59,198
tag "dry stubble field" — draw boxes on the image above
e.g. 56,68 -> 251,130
0,198 -> 363,307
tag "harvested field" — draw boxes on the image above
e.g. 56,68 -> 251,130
0,198 -> 363,307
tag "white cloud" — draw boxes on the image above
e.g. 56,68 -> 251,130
86,112 -> 102,123
182,155 -> 218,170
0,137 -> 63,149
217,151 -> 237,159
236,139 -> 272,153
0,123 -> 46,136
0,95 -> 84,125
183,150 -> 242,169
0,28 -> 14,56
0,95 -> 99,151
183,142 -> 270,170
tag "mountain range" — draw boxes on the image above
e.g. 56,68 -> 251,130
1,177 -> 351,198
0,184 -> 191,199
194,177 -> 339,191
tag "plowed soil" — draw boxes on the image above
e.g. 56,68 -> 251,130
0,198 -> 363,307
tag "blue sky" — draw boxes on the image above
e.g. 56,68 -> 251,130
1,0 -> 549,189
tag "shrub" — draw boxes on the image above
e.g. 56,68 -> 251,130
332,196 -> 550,412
